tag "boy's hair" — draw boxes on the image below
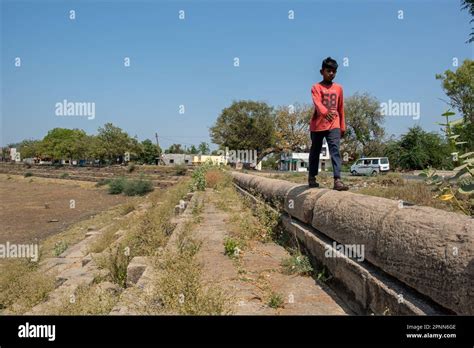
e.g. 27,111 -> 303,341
322,57 -> 338,70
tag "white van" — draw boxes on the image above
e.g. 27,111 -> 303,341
350,157 -> 390,176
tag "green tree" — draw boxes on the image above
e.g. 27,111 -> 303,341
436,59 -> 474,123
384,126 -> 452,170
210,100 -> 276,162
198,142 -> 210,155
41,128 -> 88,160
96,123 -> 137,163
165,144 -> 184,154
342,92 -> 386,158
17,139 -> 43,158
274,103 -> 311,152
187,145 -> 199,154
138,139 -> 160,164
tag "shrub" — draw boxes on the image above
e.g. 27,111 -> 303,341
123,179 -> 154,196
127,163 -> 136,173
60,173 -> 69,179
191,168 -> 207,191
24,172 -> 33,178
108,177 -> 126,194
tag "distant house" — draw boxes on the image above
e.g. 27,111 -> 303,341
280,139 -> 330,172
162,154 -> 193,166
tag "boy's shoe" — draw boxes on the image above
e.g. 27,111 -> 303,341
333,178 -> 349,191
308,177 -> 320,188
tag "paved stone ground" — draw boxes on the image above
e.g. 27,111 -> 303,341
194,190 -> 351,315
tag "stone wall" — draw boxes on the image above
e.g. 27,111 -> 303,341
232,172 -> 473,315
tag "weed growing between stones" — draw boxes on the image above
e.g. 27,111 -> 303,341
140,220 -> 232,315
48,283 -> 121,315
103,245 -> 132,288
190,162 -> 229,192
124,180 -> 190,256
52,240 -> 68,257
280,253 -> 313,276
316,267 -> 333,283
223,237 -> 241,258
268,292 -> 285,309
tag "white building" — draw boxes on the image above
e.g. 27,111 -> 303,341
161,154 -> 193,166
280,139 -> 330,172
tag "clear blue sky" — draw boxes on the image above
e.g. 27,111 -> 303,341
1,0 -> 472,150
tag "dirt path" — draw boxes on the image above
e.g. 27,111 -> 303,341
193,190 -> 350,315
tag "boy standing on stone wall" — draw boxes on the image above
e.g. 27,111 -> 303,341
308,57 -> 349,191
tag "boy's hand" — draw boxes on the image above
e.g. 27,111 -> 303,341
325,111 -> 336,122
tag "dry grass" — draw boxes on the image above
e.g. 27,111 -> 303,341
123,180 -> 190,257
94,180 -> 191,289
87,224 -> 123,254
139,217 -> 232,315
357,182 -> 455,211
0,260 -> 55,313
205,169 -> 232,189
214,174 -> 282,248
47,283 -> 121,315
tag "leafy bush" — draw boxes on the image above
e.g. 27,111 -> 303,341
24,172 -> 33,178
191,167 -> 207,191
60,173 -> 69,179
108,177 -> 126,194
127,163 -> 136,173
123,179 -> 154,196
190,162 -> 228,191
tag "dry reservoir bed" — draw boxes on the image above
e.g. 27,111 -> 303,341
0,174 -> 129,244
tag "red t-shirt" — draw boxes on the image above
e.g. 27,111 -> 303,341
310,82 -> 346,133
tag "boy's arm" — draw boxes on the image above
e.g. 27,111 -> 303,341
311,85 -> 329,118
338,87 -> 346,134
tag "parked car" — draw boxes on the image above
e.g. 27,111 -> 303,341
350,157 -> 390,176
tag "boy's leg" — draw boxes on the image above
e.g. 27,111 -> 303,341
326,128 -> 349,190
308,131 -> 325,186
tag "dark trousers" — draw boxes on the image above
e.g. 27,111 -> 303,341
309,129 -> 342,179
